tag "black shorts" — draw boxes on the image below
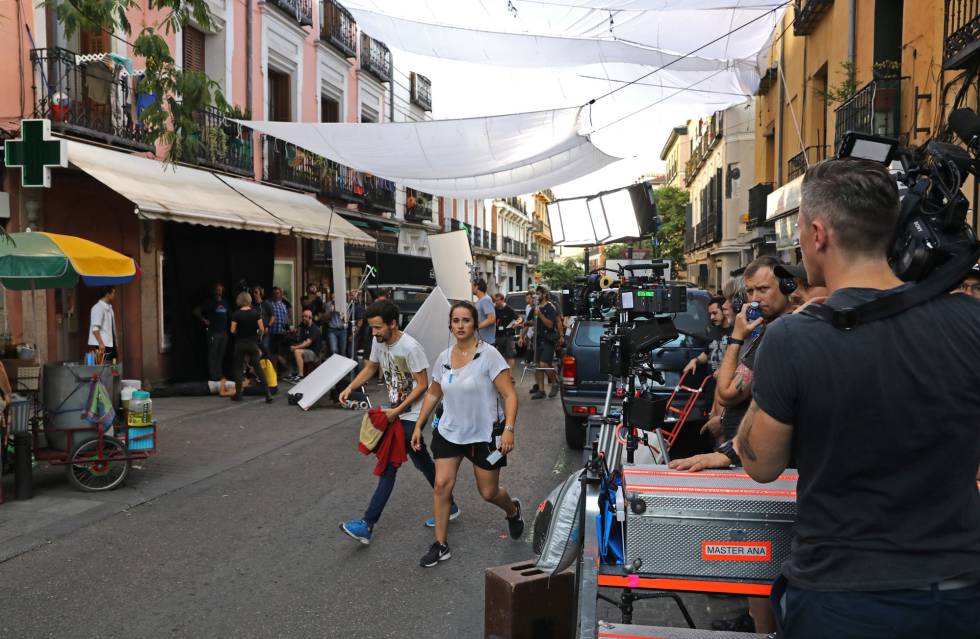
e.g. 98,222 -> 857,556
430,427 -> 507,470
534,339 -> 556,365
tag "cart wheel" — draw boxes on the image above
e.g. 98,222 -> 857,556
66,436 -> 130,492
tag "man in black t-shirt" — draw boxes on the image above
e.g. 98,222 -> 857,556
493,293 -> 519,367
193,282 -> 230,381
520,285 -> 559,399
287,310 -> 323,382
736,159 -> 980,636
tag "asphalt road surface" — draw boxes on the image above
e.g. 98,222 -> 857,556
0,373 -> 743,638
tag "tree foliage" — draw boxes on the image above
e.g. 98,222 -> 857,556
536,258 -> 584,288
653,185 -> 689,271
53,0 -> 228,162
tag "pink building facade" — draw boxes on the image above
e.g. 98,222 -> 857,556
0,0 -> 501,382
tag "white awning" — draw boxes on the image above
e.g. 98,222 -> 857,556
66,141 -> 375,246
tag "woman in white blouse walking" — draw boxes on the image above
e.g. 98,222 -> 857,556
412,300 -> 522,568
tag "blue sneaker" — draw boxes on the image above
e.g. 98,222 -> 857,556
340,519 -> 372,545
424,504 -> 461,528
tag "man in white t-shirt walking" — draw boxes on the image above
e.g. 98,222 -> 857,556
337,300 -> 457,545
89,286 -> 118,362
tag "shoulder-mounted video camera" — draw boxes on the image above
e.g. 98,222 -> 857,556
838,108 -> 980,282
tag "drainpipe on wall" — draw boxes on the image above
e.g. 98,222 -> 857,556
389,73 -> 395,123
847,0 -> 856,64
246,0 -> 253,113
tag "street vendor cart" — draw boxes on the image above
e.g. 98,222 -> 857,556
0,231 -> 151,495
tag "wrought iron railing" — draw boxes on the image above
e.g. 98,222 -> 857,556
405,187 -> 433,221
269,0 -> 313,27
793,0 -> 833,36
944,0 -> 980,68
363,175 -> 396,211
787,150 -> 808,180
747,182 -> 774,229
501,197 -> 527,215
473,228 -> 482,247
834,78 -> 900,149
264,136 -> 395,210
320,0 -> 357,58
684,227 -> 695,253
189,106 -> 254,176
29,47 -> 153,151
533,219 -> 544,233
490,232 -> 498,251
410,72 -> 432,111
484,230 -> 490,248
694,222 -> 705,248
360,34 -> 392,82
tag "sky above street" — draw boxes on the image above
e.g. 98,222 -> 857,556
350,0 -> 780,197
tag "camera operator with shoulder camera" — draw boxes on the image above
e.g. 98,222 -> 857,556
733,159 -> 980,637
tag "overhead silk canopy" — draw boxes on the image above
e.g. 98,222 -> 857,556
241,108 -> 621,199
241,0 -> 783,197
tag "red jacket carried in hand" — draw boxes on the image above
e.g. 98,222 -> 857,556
358,407 -> 407,476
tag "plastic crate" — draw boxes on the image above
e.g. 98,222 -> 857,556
126,424 -> 156,451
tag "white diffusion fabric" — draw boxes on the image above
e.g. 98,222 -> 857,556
240,108 -> 622,198
349,7 -> 764,74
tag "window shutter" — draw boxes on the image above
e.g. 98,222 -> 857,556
80,28 -> 110,55
182,27 -> 206,74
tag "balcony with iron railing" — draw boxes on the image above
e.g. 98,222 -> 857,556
694,222 -> 705,249
793,0 -> 833,36
410,72 -> 432,112
834,78 -> 901,149
499,197 -> 528,215
320,0 -> 357,58
472,228 -> 482,248
786,145 -> 830,181
264,136 -> 395,210
532,219 -> 545,234
188,106 -> 254,177
684,227 -> 695,253
787,150 -> 808,181
405,187 -> 433,222
484,230 -> 490,248
490,232 -> 498,251
685,112 -> 724,184
29,47 -> 153,152
944,0 -> 980,69
747,182 -> 774,230
269,0 -> 314,27
360,34 -> 392,83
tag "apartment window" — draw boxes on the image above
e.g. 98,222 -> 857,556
183,26 -> 206,74
79,27 -> 109,55
321,96 -> 341,123
268,69 -> 291,122
360,107 -> 377,123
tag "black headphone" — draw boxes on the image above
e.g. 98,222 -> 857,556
778,274 -> 798,296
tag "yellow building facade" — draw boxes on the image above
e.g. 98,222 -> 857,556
756,0 -> 979,261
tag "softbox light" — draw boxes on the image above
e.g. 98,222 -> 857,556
587,197 -> 612,243
600,188 -> 642,242
547,201 -> 565,244
554,198 -> 597,246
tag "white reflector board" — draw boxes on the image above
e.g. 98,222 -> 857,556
600,188 -> 642,241
555,198 -> 596,246
427,230 -> 474,301
587,196 -> 611,243
405,286 -> 454,370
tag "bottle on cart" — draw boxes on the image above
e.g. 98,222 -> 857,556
127,390 -> 153,427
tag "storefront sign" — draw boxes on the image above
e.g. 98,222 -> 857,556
4,119 -> 67,188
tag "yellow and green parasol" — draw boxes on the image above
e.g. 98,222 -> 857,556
0,232 -> 139,290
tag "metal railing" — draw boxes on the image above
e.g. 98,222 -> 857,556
787,150 -> 808,180
320,0 -> 357,58
684,227 -> 695,253
264,136 -> 395,211
484,230 -> 490,248
405,187 -> 433,221
747,182 -> 774,229
533,218 -> 544,233
269,0 -> 313,27
363,174 -> 396,211
189,106 -> 254,176
500,197 -> 527,215
360,34 -> 392,82
793,0 -> 833,36
944,0 -> 980,68
490,232 -> 498,251
834,78 -> 900,149
29,47 -> 153,151
410,72 -> 432,111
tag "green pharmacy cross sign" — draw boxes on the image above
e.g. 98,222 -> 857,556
4,119 -> 68,188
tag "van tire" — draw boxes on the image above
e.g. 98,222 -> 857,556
564,415 -> 586,450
